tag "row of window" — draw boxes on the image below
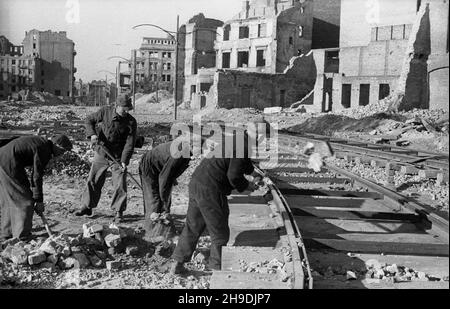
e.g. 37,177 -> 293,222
222,49 -> 267,69
371,24 -> 412,42
143,39 -> 176,45
223,24 -> 303,41
139,51 -> 173,59
341,83 -> 390,108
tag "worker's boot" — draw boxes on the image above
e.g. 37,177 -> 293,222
75,207 -> 93,217
170,261 -> 188,275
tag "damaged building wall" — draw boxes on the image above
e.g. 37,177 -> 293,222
178,13 -> 223,104
276,1 -> 313,72
215,0 -> 313,74
208,53 -> 316,110
424,0 -> 448,111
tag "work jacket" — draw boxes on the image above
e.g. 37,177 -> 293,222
0,136 -> 54,202
140,142 -> 191,205
190,133 -> 254,195
85,106 -> 137,165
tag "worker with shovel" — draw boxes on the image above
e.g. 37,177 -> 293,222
0,134 -> 73,241
139,139 -> 193,242
75,94 -> 137,223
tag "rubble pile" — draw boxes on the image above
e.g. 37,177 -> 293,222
45,150 -> 91,177
135,90 -> 172,105
0,223 -> 145,279
333,97 -> 392,120
363,259 -> 448,283
238,258 -> 291,282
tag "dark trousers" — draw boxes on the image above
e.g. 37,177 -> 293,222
139,164 -> 172,233
81,153 -> 127,213
172,182 -> 230,270
0,166 -> 34,240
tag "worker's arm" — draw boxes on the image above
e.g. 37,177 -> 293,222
85,106 -> 106,139
227,158 -> 255,193
121,118 -> 137,166
30,150 -> 47,203
159,158 -> 190,208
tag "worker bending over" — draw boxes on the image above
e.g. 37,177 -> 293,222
170,121 -> 266,274
139,140 -> 192,234
0,134 -> 72,241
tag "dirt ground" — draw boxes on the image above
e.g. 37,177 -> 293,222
1,98 -> 449,289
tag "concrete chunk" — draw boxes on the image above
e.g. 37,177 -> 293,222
106,260 -> 122,270
104,234 -> 122,248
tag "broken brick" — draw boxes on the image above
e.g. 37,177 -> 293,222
104,234 -> 122,248
10,247 -> 29,265
88,255 -> 104,268
28,251 -> 47,265
72,253 -> 90,268
39,239 -> 59,255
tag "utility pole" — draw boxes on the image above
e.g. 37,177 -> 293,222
174,15 -> 180,121
132,49 -> 137,110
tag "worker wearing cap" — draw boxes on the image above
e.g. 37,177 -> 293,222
170,121 -> 267,274
139,140 -> 193,235
0,134 -> 73,241
75,94 -> 137,222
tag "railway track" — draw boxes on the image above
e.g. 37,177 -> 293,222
254,137 -> 449,289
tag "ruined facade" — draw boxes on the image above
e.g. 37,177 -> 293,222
177,13 -> 224,107
136,36 -> 176,94
209,53 -> 316,109
22,30 -> 76,101
0,35 -> 38,100
215,0 -> 313,74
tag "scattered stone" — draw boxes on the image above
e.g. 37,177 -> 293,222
72,253 -> 90,269
104,234 -> 122,248
10,247 -> 29,265
374,269 -> 385,279
193,252 -> 206,264
40,262 -> 56,271
39,239 -> 59,255
385,264 -> 399,275
89,255 -> 104,268
416,271 -> 428,281
346,271 -> 357,281
365,259 -> 382,270
28,251 -> 47,265
47,255 -> 59,265
125,246 -> 139,257
62,246 -> 71,257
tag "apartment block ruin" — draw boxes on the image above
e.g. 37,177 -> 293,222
134,36 -> 176,94
22,30 -> 76,101
0,36 -> 38,100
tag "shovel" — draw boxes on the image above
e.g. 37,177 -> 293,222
38,212 -> 54,238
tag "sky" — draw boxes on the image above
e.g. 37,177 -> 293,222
0,0 -> 242,82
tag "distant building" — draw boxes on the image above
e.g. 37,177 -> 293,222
0,35 -> 38,100
177,13 -> 224,107
87,80 -> 109,106
135,36 -> 176,94
215,0 -> 313,74
22,29 -> 76,101
317,0 -> 449,113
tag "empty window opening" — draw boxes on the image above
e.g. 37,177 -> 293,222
289,37 -> 294,45
223,25 -> 231,41
200,83 -> 212,92
222,52 -> 231,68
280,90 -> 286,106
258,24 -> 267,37
239,26 -> 249,39
379,84 -> 390,100
237,51 -> 249,68
341,84 -> 351,108
359,84 -> 370,106
55,90 -> 61,96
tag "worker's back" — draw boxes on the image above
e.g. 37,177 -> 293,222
140,141 -> 190,177
0,135 -> 52,183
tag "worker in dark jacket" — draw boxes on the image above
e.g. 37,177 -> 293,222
139,141 -> 191,232
0,134 -> 72,241
75,94 -> 137,222
171,122 -> 266,274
